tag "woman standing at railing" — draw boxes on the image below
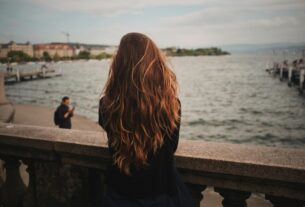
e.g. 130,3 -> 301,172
98,32 -> 195,207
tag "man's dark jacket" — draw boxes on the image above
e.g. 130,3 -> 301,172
56,104 -> 73,129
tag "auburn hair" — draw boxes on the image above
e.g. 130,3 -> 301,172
101,32 -> 180,175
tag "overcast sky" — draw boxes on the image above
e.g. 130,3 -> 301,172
0,0 -> 305,48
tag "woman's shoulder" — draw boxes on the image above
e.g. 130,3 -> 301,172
99,96 -> 105,104
99,96 -> 108,109
99,96 -> 108,116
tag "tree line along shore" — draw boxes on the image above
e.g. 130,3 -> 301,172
0,42 -> 230,64
0,50 -> 113,63
163,47 -> 230,56
0,47 -> 230,63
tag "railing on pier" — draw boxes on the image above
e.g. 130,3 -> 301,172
0,123 -> 304,207
4,67 -> 61,83
266,60 -> 305,95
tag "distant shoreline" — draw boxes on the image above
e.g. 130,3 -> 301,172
163,47 -> 230,56
0,45 -> 230,64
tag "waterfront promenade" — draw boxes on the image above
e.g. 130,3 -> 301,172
12,104 -> 101,131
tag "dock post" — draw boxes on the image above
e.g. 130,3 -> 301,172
300,69 -> 305,95
288,66 -> 293,87
16,68 -> 20,82
42,67 -> 46,78
280,67 -> 283,81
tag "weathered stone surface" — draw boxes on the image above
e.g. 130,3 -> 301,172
175,139 -> 305,183
0,123 -> 110,169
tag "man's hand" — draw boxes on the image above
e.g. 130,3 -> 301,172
64,108 -> 74,118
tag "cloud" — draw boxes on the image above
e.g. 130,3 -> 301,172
27,0 -> 305,17
1,0 -> 305,46
147,0 -> 305,46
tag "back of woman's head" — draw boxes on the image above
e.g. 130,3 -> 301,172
102,32 -> 180,175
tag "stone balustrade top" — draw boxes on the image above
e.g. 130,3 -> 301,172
0,123 -> 305,200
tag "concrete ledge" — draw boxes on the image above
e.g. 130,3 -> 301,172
176,139 -> 305,183
0,123 -> 304,200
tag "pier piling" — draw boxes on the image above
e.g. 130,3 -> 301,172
16,69 -> 20,82
266,56 -> 305,97
300,69 -> 305,94
288,66 -> 293,86
279,67 -> 283,81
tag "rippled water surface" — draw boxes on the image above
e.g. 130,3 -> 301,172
3,54 -> 305,148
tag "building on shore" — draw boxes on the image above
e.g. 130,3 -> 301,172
88,46 -> 108,56
0,41 -> 117,60
0,41 -> 34,58
102,46 -> 117,55
33,43 -> 75,58
73,44 -> 117,56
74,45 -> 87,56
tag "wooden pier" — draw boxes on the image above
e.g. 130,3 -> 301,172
266,58 -> 305,95
4,67 -> 61,83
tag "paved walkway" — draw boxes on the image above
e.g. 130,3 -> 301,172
13,104 -> 102,131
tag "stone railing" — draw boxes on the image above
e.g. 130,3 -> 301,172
0,123 -> 304,207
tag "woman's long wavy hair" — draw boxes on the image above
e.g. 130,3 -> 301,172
101,32 -> 180,175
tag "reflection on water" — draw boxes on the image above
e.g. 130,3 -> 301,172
2,54 -> 305,148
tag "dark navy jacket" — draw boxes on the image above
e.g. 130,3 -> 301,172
56,104 -> 73,129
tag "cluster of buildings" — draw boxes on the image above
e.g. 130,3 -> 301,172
0,41 -> 34,58
0,41 -> 117,59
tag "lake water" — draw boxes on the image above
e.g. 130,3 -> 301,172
2,54 -> 305,148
